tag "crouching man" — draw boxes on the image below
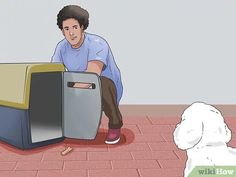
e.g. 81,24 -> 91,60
51,5 -> 123,144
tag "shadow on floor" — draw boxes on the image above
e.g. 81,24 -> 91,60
0,128 -> 135,154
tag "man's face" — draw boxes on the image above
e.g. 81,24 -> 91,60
62,18 -> 84,48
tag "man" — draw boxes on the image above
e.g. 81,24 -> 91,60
52,5 -> 123,144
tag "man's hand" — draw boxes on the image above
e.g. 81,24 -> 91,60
73,82 -> 92,89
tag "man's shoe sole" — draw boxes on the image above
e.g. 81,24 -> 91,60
105,137 -> 120,145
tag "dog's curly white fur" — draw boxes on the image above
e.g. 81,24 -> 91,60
173,102 -> 236,177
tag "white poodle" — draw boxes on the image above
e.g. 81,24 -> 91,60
173,102 -> 236,177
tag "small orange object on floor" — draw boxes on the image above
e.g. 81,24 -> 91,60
61,146 -> 73,156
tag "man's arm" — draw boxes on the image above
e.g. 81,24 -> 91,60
86,60 -> 104,75
73,60 -> 104,88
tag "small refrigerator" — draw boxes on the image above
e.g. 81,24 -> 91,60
0,63 -> 102,149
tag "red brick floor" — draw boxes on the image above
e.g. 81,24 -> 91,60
0,116 -> 235,177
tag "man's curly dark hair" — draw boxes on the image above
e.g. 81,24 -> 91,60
57,5 -> 89,30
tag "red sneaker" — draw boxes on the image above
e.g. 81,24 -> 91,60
105,128 -> 121,144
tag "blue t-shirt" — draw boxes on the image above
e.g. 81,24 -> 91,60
51,32 -> 123,103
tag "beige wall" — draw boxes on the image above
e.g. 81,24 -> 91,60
119,105 -> 236,117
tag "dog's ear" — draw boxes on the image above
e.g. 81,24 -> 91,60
223,123 -> 232,143
174,118 -> 203,150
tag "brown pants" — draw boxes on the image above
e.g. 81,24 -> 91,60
100,76 -> 123,129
